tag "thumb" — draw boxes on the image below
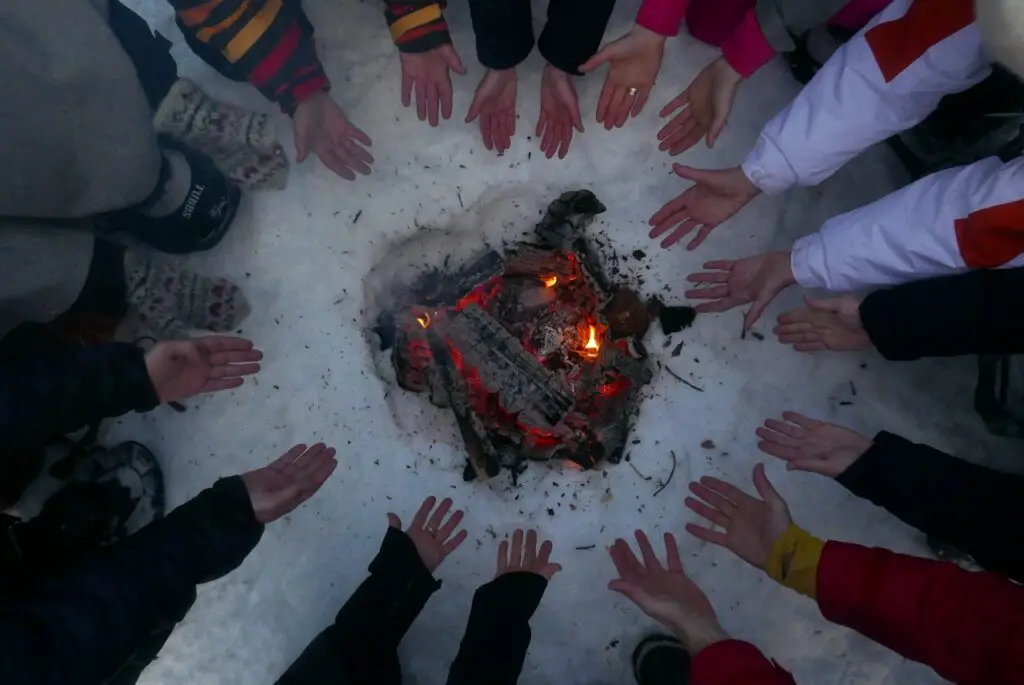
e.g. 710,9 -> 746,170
706,112 -> 728,149
787,460 -> 838,477
743,295 -> 771,332
672,163 -> 720,186
294,123 -> 309,163
465,96 -> 482,123
387,513 -> 402,529
445,45 -> 467,75
752,463 -> 784,506
805,296 -> 843,313
579,46 -> 615,73
608,579 -> 645,603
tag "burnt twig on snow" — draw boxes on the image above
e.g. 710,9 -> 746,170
627,459 -> 653,482
653,450 -> 677,497
665,366 -> 704,392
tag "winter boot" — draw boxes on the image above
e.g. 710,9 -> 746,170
123,248 -> 252,338
633,635 -> 691,685
111,142 -> 242,254
154,78 -> 278,154
974,355 -> 1024,438
0,442 -> 164,593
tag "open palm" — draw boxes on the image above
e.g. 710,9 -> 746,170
145,336 -> 262,404
466,68 -> 517,153
241,443 -> 338,523
756,412 -> 873,477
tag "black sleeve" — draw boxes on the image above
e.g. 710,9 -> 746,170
446,572 -> 549,685
276,527 -> 441,685
0,326 -> 159,455
468,0 -> 534,70
859,267 -> 1024,361
538,0 -> 617,74
0,476 -> 263,685
836,431 -> 1024,583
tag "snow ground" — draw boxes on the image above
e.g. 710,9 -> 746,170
109,1 -> 1019,683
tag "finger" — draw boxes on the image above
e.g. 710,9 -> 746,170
345,122 -> 373,147
437,508 -> 464,542
208,363 -> 261,379
426,497 -> 453,532
755,426 -> 801,449
776,331 -> 824,345
497,539 -> 509,574
608,538 -> 644,579
266,444 -> 306,473
318,148 -> 357,181
634,530 -> 662,571
806,296 -> 846,313
657,109 -> 693,141
197,336 -> 255,353
466,96 -> 482,123
440,73 -> 454,121
199,378 -> 245,393
536,539 -> 553,566
557,122 -> 571,160
756,440 -> 802,462
541,118 -> 556,159
480,114 -> 494,151
443,529 -> 469,554
511,529 -> 524,566
596,83 -> 614,124
415,79 -> 427,122
794,342 -> 829,352
649,195 -> 691,233
776,309 -> 817,326
684,497 -> 731,528
686,224 -> 717,251
707,109 -> 728,148
579,48 -> 610,74
659,89 -> 689,117
506,108 -> 516,138
387,513 -> 402,529
660,219 -> 701,249
569,96 -> 584,133
744,295 -> 775,331
684,523 -> 729,547
752,463 -> 784,506
540,562 -> 563,580
631,87 -> 651,118
698,476 -> 749,505
664,533 -> 683,572
290,443 -> 330,478
685,270 -> 731,285
341,131 -> 376,165
658,118 -> 699,152
689,481 -> 740,513
782,411 -> 819,429
492,116 -> 506,153
605,89 -> 629,130
445,45 -> 467,74
614,91 -> 633,128
426,82 -> 440,127
498,115 -> 513,153
402,70 -> 412,108
524,529 -> 538,565
335,145 -> 372,177
683,285 -> 730,300
764,418 -> 806,440
207,349 -> 263,365
294,125 -> 309,163
283,457 -> 337,510
411,496 -> 436,530
607,579 -> 649,606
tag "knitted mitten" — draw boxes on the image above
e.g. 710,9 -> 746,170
217,145 -> 290,190
124,248 -> 251,338
153,78 -> 277,154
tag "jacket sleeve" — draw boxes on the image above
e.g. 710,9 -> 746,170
741,0 -> 987,195
0,331 -> 159,456
858,266 -> 1024,360
275,527 -> 441,685
691,640 -> 796,685
789,156 -> 1024,290
446,572 -> 549,685
468,0 -> 534,70
635,0 -> 689,38
817,541 -> 1024,685
836,431 -> 1024,583
0,476 -> 263,685
538,0 -> 617,74
383,2 -> 452,53
168,0 -> 329,114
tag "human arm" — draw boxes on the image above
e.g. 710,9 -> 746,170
687,464 -> 1024,685
277,496 -> 467,685
742,0 -> 987,195
446,530 -> 560,685
790,156 -> 1024,291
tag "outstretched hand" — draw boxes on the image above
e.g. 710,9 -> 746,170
466,68 -> 518,154
579,25 -> 665,129
685,251 -> 796,332
293,92 -> 374,180
649,165 -> 760,250
241,443 -> 338,523
146,335 -> 262,404
608,531 -> 727,653
685,464 -> 792,569
537,64 -> 584,159
757,412 -> 873,477
400,45 -> 467,126
388,495 -> 468,572
658,58 -> 742,154
775,296 -> 872,352
497,529 -> 562,580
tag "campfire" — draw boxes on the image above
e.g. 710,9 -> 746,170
376,191 -> 653,481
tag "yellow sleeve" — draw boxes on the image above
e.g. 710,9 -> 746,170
764,523 -> 825,599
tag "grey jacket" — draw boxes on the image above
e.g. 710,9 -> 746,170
0,0 -> 161,336
756,0 -> 854,53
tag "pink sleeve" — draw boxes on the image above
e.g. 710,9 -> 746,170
636,0 -> 689,37
720,9 -> 776,77
691,640 -> 796,685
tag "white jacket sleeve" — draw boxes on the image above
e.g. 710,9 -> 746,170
791,156 -> 1024,291
741,0 -> 989,195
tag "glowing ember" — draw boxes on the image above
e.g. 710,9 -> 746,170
583,325 -> 600,358
416,312 -> 431,328
542,275 -> 558,288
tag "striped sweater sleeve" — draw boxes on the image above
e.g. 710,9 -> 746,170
170,0 -> 329,114
384,2 -> 452,53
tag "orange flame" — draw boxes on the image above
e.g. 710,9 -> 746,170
583,325 -> 600,359
416,312 -> 431,328
541,275 -> 558,288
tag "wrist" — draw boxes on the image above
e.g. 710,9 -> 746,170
712,56 -> 744,86
631,24 -> 668,48
681,623 -> 730,655
772,250 -> 797,288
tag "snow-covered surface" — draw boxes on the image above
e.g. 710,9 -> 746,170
108,1 -> 1017,683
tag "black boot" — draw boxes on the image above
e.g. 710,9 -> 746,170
107,142 -> 241,254
0,442 -> 165,595
633,635 -> 691,685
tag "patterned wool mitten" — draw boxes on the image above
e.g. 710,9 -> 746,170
217,145 -> 290,191
123,248 -> 251,338
153,78 -> 278,154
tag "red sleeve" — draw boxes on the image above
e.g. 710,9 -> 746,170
636,0 -> 690,37
720,9 -> 776,78
817,541 -> 1024,685
691,640 -> 796,685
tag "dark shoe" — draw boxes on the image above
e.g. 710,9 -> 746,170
117,143 -> 241,254
2,442 -> 165,591
974,355 -> 1024,438
633,635 -> 691,685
